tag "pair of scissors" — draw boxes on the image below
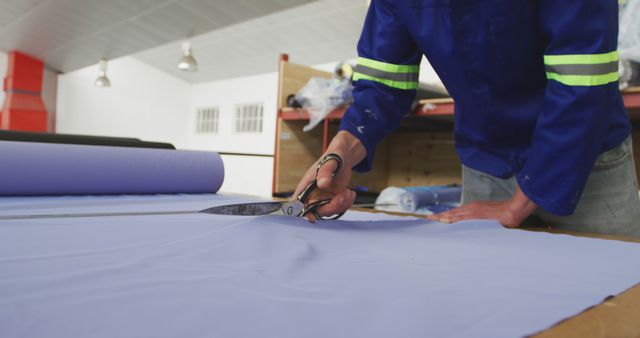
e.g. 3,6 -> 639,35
200,153 -> 346,220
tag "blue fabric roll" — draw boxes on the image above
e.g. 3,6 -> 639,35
402,186 -> 462,211
0,141 -> 224,195
375,185 -> 462,214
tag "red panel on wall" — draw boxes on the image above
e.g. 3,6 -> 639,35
1,51 -> 48,131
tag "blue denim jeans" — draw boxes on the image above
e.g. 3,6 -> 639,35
462,136 -> 640,237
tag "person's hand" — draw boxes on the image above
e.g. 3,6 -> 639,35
293,131 -> 366,222
426,187 -> 537,228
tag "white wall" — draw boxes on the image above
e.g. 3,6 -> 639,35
42,67 -> 58,131
187,72 -> 278,155
419,56 -> 443,87
311,60 -> 347,73
56,56 -> 190,148
186,72 -> 278,197
219,155 -> 274,197
0,51 -> 7,110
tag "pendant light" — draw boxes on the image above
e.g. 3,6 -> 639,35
94,59 -> 111,87
178,40 -> 198,72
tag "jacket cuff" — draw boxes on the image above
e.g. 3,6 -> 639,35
516,172 -> 575,216
338,120 -> 376,173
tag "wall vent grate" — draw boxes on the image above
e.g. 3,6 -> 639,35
195,107 -> 219,134
235,103 -> 263,133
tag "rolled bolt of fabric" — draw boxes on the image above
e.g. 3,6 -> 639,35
374,186 -> 462,215
0,141 -> 224,196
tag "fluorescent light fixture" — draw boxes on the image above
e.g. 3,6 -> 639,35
94,59 -> 111,87
178,40 -> 198,72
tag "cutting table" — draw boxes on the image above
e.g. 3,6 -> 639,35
1,193 -> 639,338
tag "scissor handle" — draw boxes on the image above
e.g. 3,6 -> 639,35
315,153 -> 342,177
295,153 -> 345,220
296,153 -> 343,203
300,199 -> 346,220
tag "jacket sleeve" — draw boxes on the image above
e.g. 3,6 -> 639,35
516,0 -> 626,215
338,0 -> 422,172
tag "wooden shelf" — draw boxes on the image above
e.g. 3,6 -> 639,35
279,98 -> 455,121
279,89 -> 638,121
279,106 -> 347,121
623,87 -> 640,111
415,98 -> 455,116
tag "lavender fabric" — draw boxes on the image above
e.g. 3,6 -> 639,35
0,141 -> 224,195
1,194 -> 639,338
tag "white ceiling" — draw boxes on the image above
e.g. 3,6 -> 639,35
135,0 -> 368,83
0,0 -> 320,73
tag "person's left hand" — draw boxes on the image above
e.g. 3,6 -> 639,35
426,187 -> 537,228
427,200 -> 521,228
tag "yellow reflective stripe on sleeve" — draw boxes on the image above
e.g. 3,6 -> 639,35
354,64 -> 419,83
357,57 -> 420,73
354,57 -> 419,90
353,72 -> 418,90
544,51 -> 619,86
543,51 -> 618,65
545,72 -> 619,86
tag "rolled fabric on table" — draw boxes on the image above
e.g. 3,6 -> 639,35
0,141 -> 224,195
375,185 -> 462,214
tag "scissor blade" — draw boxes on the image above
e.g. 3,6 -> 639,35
198,201 -> 285,216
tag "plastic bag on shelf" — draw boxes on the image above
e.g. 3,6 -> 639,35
619,0 -> 640,62
294,77 -> 353,132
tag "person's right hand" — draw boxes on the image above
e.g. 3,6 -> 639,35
293,131 -> 367,222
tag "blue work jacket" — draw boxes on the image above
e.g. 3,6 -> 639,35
339,0 -> 631,216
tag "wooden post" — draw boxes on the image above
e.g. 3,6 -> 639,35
272,54 -> 289,196
322,118 -> 330,152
